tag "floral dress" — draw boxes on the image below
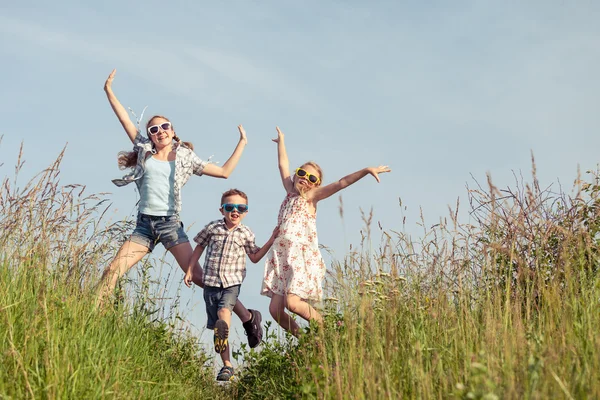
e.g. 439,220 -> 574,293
261,192 -> 326,301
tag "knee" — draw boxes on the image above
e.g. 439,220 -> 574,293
285,296 -> 303,314
101,263 -> 119,279
217,308 -> 231,321
269,302 -> 285,321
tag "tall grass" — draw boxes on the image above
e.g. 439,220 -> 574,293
2,143 -> 598,399
0,145 -> 228,399
236,157 -> 599,399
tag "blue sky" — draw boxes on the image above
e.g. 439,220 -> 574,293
2,1 -> 599,354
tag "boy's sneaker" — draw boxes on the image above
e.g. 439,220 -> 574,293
214,319 -> 229,354
216,366 -> 235,382
243,309 -> 263,348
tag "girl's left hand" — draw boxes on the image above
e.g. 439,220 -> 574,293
367,165 -> 391,183
238,125 -> 247,144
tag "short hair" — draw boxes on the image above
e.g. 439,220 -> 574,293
221,188 -> 248,205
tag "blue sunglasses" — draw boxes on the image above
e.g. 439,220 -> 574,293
221,203 -> 249,213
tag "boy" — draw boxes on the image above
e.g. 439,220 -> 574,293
184,188 -> 278,382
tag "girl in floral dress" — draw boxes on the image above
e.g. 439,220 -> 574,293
261,127 -> 391,336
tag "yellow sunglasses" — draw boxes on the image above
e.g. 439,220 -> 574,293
295,168 -> 320,184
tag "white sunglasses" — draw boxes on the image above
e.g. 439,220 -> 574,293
147,122 -> 172,135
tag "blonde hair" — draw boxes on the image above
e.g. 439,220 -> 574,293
117,115 -> 195,169
296,161 -> 323,197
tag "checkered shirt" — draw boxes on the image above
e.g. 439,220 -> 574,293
194,219 -> 260,288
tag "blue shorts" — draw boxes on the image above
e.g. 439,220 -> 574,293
204,285 -> 240,329
129,213 -> 189,252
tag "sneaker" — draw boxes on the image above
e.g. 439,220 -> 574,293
243,309 -> 263,348
216,366 -> 235,382
214,319 -> 229,354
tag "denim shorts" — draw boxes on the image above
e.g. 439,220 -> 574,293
204,285 -> 240,329
129,213 -> 189,252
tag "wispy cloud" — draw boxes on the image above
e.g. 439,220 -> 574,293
1,16 -> 321,109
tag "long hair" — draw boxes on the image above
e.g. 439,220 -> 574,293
117,115 -> 194,169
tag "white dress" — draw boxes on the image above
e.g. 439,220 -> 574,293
261,193 -> 326,301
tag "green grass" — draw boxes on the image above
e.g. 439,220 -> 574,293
0,264 -> 218,399
1,147 -> 598,399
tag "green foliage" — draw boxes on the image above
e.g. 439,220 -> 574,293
233,321 -> 318,399
1,145 -> 599,399
0,148 -> 221,399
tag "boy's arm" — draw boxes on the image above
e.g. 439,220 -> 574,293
184,245 -> 205,287
248,227 -> 279,264
272,127 -> 294,193
309,165 -> 391,203
104,69 -> 138,143
201,125 -> 247,178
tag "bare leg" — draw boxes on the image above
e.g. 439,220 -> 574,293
217,308 -> 233,367
97,240 -> 149,306
269,294 -> 300,336
170,242 -> 252,322
285,293 -> 323,324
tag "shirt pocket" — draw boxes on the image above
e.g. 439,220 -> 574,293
233,237 -> 246,251
209,233 -> 227,255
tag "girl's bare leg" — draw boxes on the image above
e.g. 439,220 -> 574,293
285,293 -> 323,324
269,294 -> 300,336
97,240 -> 149,306
170,242 -> 252,322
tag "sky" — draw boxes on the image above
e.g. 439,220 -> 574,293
1,0 -> 599,357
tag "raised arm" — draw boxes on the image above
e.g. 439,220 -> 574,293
272,127 -> 294,193
184,244 -> 205,287
201,125 -> 247,179
248,226 -> 279,264
104,69 -> 138,143
310,165 -> 391,203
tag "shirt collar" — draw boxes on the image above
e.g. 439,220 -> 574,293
219,218 -> 244,232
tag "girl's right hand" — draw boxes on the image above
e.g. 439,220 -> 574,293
272,126 -> 284,143
104,69 -> 116,92
238,124 -> 247,144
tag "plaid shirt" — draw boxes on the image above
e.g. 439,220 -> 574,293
112,132 -> 208,214
194,219 -> 260,288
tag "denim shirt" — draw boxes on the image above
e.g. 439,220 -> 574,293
112,132 -> 208,214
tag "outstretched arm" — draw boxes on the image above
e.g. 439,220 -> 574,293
310,165 -> 391,203
104,69 -> 138,143
272,127 -> 294,193
248,227 -> 279,264
184,245 -> 205,287
202,125 -> 247,178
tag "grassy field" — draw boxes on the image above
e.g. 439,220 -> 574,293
1,149 -> 598,399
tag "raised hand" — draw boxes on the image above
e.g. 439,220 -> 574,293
366,165 -> 391,183
272,126 -> 284,143
104,69 -> 116,93
238,125 -> 247,144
